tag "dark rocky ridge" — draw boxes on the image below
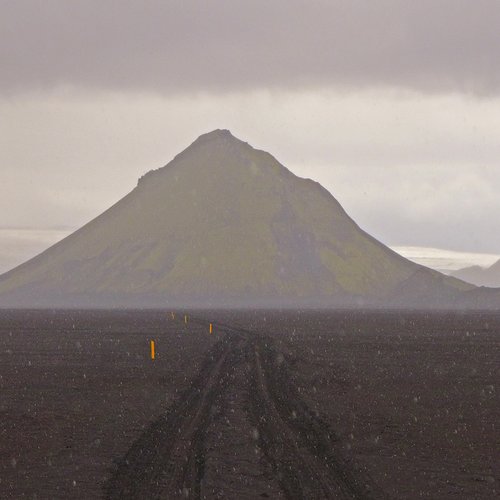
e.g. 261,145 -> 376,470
452,259 -> 500,288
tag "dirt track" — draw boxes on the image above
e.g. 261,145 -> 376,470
106,319 -> 382,499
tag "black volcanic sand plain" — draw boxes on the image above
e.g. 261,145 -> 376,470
0,310 -> 498,499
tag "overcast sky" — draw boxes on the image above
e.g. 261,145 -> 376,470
1,1 -> 499,273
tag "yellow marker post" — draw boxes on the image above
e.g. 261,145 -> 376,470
171,312 -> 175,320
184,315 -> 188,324
150,340 -> 155,360
209,323 -> 213,334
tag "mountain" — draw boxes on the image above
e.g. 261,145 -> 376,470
0,129 -> 491,309
451,259 -> 500,288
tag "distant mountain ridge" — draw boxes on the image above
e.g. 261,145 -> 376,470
0,129 -> 496,309
451,259 -> 500,288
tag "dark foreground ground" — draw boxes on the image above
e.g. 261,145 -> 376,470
0,310 -> 498,499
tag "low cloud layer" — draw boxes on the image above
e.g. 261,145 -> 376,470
1,0 -> 500,95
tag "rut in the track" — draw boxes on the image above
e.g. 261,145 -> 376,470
105,322 -> 383,499
105,334 -> 243,499
250,335 -> 384,499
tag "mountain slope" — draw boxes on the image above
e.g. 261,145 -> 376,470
451,259 -> 500,288
0,130 -> 480,308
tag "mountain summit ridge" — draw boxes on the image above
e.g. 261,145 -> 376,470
139,129 -> 290,185
0,129 -> 496,309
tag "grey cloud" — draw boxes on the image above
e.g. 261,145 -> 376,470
1,0 -> 500,95
302,165 -> 500,254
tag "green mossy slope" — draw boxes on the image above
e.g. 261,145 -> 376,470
0,130 -> 477,307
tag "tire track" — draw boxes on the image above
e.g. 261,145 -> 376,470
105,318 -> 384,499
250,336 -> 385,499
105,332 -> 243,499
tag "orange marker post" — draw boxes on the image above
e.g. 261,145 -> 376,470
209,323 -> 213,334
150,340 -> 155,360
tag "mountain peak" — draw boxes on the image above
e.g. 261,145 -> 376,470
190,129 -> 249,151
137,129 -> 255,187
199,128 -> 234,140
